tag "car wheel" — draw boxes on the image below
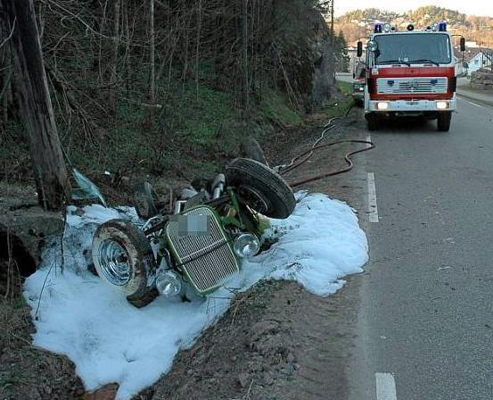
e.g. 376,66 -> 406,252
92,219 -> 157,307
225,158 -> 296,219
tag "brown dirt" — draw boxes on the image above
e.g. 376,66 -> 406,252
0,296 -> 86,400
149,277 -> 363,400
0,103 -> 369,400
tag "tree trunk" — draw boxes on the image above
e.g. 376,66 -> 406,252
149,0 -> 156,106
110,0 -> 121,111
241,0 -> 250,111
148,0 -> 156,124
3,0 -> 71,211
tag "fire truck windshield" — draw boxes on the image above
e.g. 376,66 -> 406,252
373,33 -> 452,66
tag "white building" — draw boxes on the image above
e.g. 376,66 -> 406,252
466,50 -> 493,75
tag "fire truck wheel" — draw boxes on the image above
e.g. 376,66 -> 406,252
225,158 -> 296,219
92,219 -> 157,307
366,113 -> 378,131
437,112 -> 451,132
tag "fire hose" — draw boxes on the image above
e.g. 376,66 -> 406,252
274,106 -> 375,188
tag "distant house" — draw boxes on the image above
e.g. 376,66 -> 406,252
464,49 -> 493,75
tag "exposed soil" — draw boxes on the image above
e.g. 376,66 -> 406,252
150,277 -> 363,400
0,103 -> 370,400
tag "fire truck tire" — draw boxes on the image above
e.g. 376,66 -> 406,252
437,112 -> 451,132
92,219 -> 157,307
225,158 -> 296,219
366,113 -> 378,131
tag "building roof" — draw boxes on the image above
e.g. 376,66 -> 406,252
461,48 -> 493,62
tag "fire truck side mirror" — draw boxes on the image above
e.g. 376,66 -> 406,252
460,37 -> 466,52
357,41 -> 363,57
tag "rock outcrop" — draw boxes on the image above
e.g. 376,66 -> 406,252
0,184 -> 65,278
470,68 -> 493,91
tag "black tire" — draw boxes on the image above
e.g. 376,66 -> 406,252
225,158 -> 296,219
437,111 -> 451,132
92,219 -> 157,306
133,180 -> 159,219
366,113 -> 378,131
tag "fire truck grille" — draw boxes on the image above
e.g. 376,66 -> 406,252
377,77 -> 448,94
166,206 -> 239,294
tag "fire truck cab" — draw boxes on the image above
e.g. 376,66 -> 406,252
357,22 -> 466,132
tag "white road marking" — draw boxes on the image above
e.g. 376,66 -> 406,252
367,133 -> 372,143
368,172 -> 379,223
375,373 -> 397,400
457,96 -> 483,108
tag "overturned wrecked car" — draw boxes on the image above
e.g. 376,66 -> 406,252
91,158 -> 296,307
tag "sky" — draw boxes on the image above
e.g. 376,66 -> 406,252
23,192 -> 369,400
335,1 -> 493,18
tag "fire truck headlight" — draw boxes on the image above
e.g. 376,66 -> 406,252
376,102 -> 390,110
436,101 -> 449,110
368,40 -> 378,52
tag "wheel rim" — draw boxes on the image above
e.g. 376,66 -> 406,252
238,185 -> 270,214
97,240 -> 131,286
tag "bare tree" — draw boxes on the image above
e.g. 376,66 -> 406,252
110,0 -> 121,110
241,0 -> 249,111
149,0 -> 156,106
2,0 -> 71,210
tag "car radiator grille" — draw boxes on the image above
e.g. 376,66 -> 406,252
166,206 -> 239,294
377,77 -> 448,94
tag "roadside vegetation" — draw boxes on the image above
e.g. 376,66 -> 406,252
0,0 -> 348,188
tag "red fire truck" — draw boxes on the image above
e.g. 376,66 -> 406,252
357,22 -> 466,132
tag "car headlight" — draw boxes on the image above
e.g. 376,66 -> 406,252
233,233 -> 260,258
376,102 -> 389,110
155,269 -> 182,297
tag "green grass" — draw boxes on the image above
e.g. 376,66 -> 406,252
61,81 -> 246,177
0,76 -> 353,182
337,81 -> 353,95
316,81 -> 355,120
258,90 -> 304,126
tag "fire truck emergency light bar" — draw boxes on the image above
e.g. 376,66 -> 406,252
374,21 -> 447,33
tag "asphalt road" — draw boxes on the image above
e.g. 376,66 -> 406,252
349,98 -> 493,400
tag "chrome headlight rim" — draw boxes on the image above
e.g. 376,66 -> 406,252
155,269 -> 182,297
233,233 -> 261,258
